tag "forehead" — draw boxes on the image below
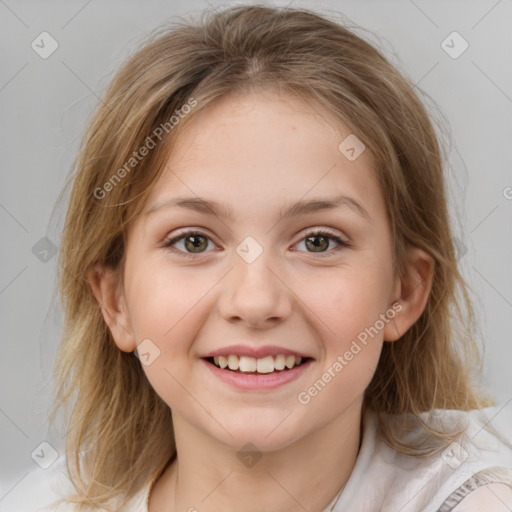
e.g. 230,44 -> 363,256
142,89 -> 384,225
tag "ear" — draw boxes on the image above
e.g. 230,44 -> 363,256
383,247 -> 435,342
87,263 -> 137,352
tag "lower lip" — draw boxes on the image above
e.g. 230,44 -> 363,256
202,358 -> 313,390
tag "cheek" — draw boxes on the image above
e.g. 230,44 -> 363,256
124,259 -> 220,367
296,269 -> 386,415
292,251 -> 393,402
123,261 -> 211,403
125,259 -> 194,336
296,254 -> 394,343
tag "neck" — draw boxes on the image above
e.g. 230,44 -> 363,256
149,400 -> 364,512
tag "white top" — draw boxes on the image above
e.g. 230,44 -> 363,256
3,405 -> 512,511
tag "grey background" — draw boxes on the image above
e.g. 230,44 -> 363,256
1,0 -> 511,502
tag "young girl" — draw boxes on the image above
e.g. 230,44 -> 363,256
32,4 -> 512,511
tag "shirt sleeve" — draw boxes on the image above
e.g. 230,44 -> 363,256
437,466 -> 512,512
451,483 -> 512,511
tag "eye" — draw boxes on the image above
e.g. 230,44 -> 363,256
163,230 -> 216,258
293,229 -> 350,256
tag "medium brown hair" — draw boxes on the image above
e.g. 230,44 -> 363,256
52,4 -> 493,509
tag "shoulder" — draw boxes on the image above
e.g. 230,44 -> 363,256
438,466 -> 512,511
1,455 -> 74,511
410,405 -> 512,511
334,405 -> 512,511
1,454 -> 154,512
451,482 -> 512,511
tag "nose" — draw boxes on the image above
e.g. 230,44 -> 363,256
217,250 -> 293,328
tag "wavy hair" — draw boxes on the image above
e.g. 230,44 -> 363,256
51,4 -> 493,509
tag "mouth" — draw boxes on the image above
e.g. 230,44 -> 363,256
203,354 -> 312,374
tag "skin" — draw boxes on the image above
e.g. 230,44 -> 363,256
89,89 -> 434,512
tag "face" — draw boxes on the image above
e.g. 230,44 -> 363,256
114,89 -> 402,451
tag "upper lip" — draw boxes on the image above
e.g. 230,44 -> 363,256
202,345 -> 313,359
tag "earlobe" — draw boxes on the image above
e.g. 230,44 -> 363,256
87,263 -> 137,352
383,247 -> 435,342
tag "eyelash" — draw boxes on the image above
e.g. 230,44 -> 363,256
162,228 -> 350,259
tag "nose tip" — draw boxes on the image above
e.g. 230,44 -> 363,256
218,253 -> 293,328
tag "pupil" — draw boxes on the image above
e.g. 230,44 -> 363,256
306,235 -> 328,252
185,235 -> 207,252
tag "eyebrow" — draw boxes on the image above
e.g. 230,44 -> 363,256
145,194 -> 371,222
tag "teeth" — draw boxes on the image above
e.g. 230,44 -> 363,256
256,355 -> 274,374
239,356 -> 257,372
227,355 -> 239,371
274,354 -> 286,370
210,354 -> 305,373
285,355 -> 296,369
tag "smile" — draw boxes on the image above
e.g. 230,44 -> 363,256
202,355 -> 313,390
206,354 -> 308,373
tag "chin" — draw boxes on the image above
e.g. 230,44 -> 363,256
208,412 -> 309,453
